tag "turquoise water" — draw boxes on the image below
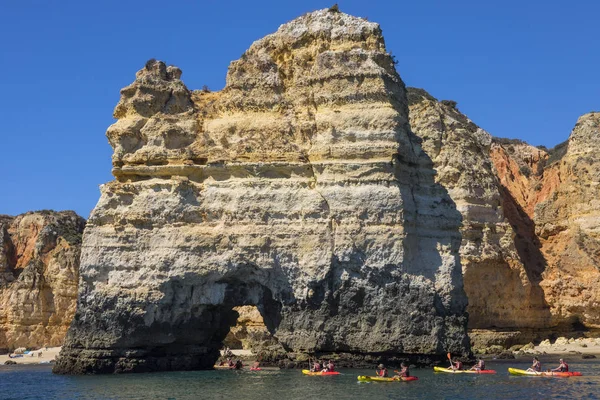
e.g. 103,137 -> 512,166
1,360 -> 599,399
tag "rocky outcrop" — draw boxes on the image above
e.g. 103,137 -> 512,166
408,89 -> 550,330
55,9 -> 470,374
0,211 -> 85,352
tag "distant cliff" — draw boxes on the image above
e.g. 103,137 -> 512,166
0,211 -> 85,352
409,88 -> 600,347
55,8 -> 470,374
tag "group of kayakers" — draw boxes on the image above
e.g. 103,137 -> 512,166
525,357 -> 569,373
444,355 -> 569,373
375,362 -> 410,379
310,359 -> 335,372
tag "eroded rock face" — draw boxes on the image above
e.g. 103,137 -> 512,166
409,89 -> 600,341
0,211 -> 85,351
490,114 -> 600,331
407,89 -> 552,331
54,9 -> 470,374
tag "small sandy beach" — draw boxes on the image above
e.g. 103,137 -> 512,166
0,346 -> 61,365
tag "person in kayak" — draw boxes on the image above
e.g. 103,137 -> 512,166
526,357 -> 541,372
470,357 -> 485,371
551,358 -> 569,372
326,360 -> 335,372
251,361 -> 260,370
448,358 -> 463,371
393,362 -> 410,379
311,360 -> 321,372
376,364 -> 388,377
234,359 -> 243,370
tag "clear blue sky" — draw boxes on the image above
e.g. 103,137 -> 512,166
1,0 -> 598,218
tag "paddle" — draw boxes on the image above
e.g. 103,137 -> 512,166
447,352 -> 453,371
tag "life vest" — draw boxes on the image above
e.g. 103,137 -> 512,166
534,361 -> 541,371
561,362 -> 569,372
378,368 -> 387,377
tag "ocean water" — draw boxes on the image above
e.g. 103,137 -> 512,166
1,360 -> 599,400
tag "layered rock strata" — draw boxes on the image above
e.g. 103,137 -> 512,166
0,211 -> 85,351
55,9 -> 470,374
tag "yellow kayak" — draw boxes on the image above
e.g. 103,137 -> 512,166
433,366 -> 496,374
358,375 -> 418,382
508,368 -> 582,377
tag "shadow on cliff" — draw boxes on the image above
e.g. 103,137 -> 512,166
499,184 -> 552,325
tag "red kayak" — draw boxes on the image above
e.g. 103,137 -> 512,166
250,367 -> 262,371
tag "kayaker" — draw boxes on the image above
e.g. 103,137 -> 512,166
551,358 -> 569,372
448,358 -> 463,371
251,361 -> 260,370
376,364 -> 388,377
526,357 -> 541,372
394,362 -> 410,378
311,360 -> 321,372
470,357 -> 485,371
327,360 -> 335,372
234,359 -> 243,370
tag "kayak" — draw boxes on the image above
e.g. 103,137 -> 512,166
508,368 -> 582,377
250,368 -> 262,371
433,366 -> 497,374
358,375 -> 418,382
302,369 -> 340,376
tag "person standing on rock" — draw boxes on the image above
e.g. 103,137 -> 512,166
376,364 -> 388,377
551,358 -> 569,372
526,357 -> 541,372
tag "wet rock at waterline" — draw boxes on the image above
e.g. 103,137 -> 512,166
54,8 -> 470,374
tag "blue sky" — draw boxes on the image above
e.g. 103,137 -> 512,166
1,0 -> 598,218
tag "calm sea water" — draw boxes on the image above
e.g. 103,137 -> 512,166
1,360 -> 599,400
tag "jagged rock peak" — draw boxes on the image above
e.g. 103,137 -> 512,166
257,8 -> 382,47
567,111 -> 600,155
113,59 -> 192,119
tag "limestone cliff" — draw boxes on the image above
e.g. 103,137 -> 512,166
0,211 -> 85,351
407,87 -> 600,345
55,9 -> 470,374
407,89 -> 551,330
491,113 -> 600,331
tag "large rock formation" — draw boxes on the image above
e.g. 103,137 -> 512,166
0,211 -> 85,352
54,9 -> 470,374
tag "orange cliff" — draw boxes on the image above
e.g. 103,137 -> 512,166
409,88 -> 600,348
0,211 -> 85,352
